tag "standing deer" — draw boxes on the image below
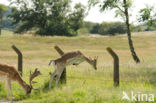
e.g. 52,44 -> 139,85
49,50 -> 98,88
0,63 -> 41,100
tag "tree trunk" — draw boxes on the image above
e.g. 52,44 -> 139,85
123,0 -> 140,63
0,12 -> 2,35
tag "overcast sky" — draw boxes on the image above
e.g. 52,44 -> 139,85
1,0 -> 156,24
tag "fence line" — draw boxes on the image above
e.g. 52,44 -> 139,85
22,74 -> 156,84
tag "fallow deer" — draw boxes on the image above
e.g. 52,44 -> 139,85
0,63 -> 41,100
49,50 -> 98,88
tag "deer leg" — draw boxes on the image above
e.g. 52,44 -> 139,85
6,78 -> 13,100
6,80 -> 10,100
55,68 -> 64,86
7,79 -> 14,100
49,69 -> 56,89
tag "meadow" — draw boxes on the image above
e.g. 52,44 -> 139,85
0,30 -> 156,103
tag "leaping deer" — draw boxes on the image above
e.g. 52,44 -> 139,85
49,50 -> 98,88
0,63 -> 41,100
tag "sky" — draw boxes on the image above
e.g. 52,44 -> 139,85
1,0 -> 156,24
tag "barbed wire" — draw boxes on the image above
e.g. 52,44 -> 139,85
21,74 -> 156,84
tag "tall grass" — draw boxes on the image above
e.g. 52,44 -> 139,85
0,31 -> 156,102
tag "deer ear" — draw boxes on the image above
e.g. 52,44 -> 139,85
35,68 -> 38,72
35,68 -> 41,75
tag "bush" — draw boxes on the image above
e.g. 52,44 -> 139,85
98,22 -> 127,35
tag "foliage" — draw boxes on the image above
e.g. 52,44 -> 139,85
2,9 -> 18,30
0,4 -> 8,35
99,22 -> 127,35
9,0 -> 86,36
138,5 -> 156,31
0,4 -> 8,13
88,0 -> 134,35
88,0 -> 132,19
68,3 -> 86,35
81,21 -> 127,35
90,23 -> 100,34
130,24 -> 144,32
78,21 -> 99,34
84,22 -> 98,31
2,17 -> 17,30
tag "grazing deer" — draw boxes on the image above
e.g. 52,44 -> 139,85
49,50 -> 98,88
0,63 -> 41,100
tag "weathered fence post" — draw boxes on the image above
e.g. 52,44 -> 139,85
106,47 -> 119,87
12,45 -> 23,76
54,45 -> 66,84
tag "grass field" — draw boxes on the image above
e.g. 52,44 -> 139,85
0,30 -> 156,103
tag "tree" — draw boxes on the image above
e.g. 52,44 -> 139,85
9,0 -> 86,36
0,4 -> 8,35
89,0 -> 140,63
68,3 -> 86,35
138,6 -> 156,31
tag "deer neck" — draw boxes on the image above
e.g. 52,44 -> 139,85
16,76 -> 30,92
84,56 -> 93,66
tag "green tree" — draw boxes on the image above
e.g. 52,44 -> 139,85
89,0 -> 140,63
9,0 -> 85,36
0,4 -> 8,35
68,3 -> 86,35
138,6 -> 156,31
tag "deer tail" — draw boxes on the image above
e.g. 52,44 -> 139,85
49,60 -> 54,66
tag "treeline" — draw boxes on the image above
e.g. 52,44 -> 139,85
2,17 -> 152,36
1,0 -> 156,36
1,11 -> 153,36
79,21 -> 152,35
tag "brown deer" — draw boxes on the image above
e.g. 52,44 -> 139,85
49,50 -> 98,88
0,63 -> 41,100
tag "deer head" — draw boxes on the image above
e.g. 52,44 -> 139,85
26,68 -> 41,94
89,56 -> 98,70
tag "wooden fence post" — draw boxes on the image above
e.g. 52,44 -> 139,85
106,47 -> 119,87
54,45 -> 66,84
12,45 -> 23,76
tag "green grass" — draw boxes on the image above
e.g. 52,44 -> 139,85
0,31 -> 156,103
